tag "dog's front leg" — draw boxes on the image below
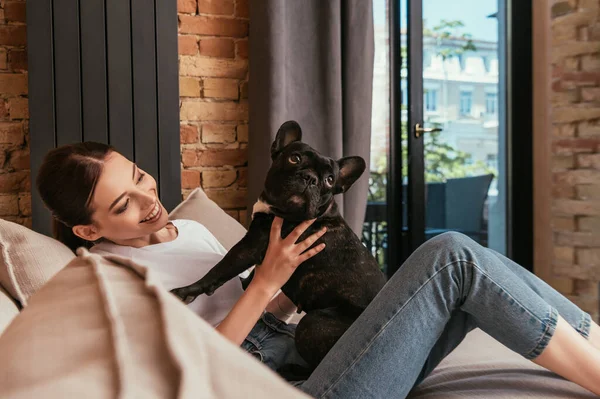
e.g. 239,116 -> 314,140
171,216 -> 272,303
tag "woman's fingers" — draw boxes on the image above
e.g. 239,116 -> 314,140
285,218 -> 317,244
270,216 -> 283,242
295,226 -> 327,254
298,243 -> 326,263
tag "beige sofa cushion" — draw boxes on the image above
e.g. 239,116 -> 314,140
0,285 -> 18,334
169,187 -> 247,251
0,219 -> 75,306
408,328 -> 596,398
0,249 -> 309,399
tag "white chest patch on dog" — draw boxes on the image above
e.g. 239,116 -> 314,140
252,199 -> 272,219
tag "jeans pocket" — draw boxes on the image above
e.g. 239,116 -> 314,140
241,338 -> 264,362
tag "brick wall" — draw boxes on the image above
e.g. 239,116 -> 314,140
178,0 -> 249,226
0,1 -> 30,228
551,0 -> 600,321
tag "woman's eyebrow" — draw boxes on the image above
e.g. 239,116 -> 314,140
108,164 -> 137,211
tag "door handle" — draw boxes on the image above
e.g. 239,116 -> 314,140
414,123 -> 443,138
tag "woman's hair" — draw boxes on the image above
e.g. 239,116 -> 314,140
36,142 -> 114,253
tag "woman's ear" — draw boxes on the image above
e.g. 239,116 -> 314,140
72,224 -> 102,242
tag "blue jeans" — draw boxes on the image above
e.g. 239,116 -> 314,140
243,232 -> 592,398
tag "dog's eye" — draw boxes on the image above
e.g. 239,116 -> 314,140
325,175 -> 334,187
289,154 -> 301,164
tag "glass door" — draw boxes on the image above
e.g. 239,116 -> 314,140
366,0 -> 509,277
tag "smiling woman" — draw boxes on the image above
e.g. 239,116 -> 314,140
35,142 -> 175,252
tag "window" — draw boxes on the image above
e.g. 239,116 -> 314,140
486,92 -> 497,115
460,91 -> 472,116
425,89 -> 438,112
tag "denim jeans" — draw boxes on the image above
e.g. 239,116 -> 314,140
243,232 -> 592,399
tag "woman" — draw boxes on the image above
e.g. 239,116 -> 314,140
37,142 -> 600,398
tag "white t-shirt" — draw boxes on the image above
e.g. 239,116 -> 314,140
90,219 -> 244,327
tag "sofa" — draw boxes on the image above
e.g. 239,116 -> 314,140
0,187 -> 596,398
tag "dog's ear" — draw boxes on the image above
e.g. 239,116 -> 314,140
334,156 -> 366,194
271,120 -> 302,159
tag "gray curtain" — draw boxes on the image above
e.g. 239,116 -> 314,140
248,0 -> 374,235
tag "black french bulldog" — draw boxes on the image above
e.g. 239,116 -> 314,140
171,120 -> 387,368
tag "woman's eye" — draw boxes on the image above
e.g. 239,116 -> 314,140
137,173 -> 145,184
326,176 -> 334,186
116,199 -> 129,214
289,154 -> 301,164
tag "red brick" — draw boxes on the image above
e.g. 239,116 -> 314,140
202,170 -> 237,188
8,50 -> 27,71
180,124 -> 199,144
561,71 -> 600,86
178,15 -> 248,37
0,122 -> 23,147
0,25 -> 26,46
236,39 -> 248,59
182,148 -> 247,167
203,78 -> 238,99
199,38 -> 235,58
5,2 -> 26,22
240,81 -> 248,99
8,147 -> 29,170
236,124 -> 248,142
552,216 -> 576,231
178,0 -> 197,13
581,87 -> 600,102
181,169 -> 200,189
180,77 -> 201,97
552,182 -> 576,198
0,49 -> 7,70
0,193 -> 18,216
205,188 -> 247,208
552,138 -> 600,154
0,100 -> 8,121
202,124 -> 236,143
577,153 -> 600,169
180,100 -> 248,121
178,36 -> 198,55
179,56 -> 247,78
554,169 -> 600,185
235,0 -> 249,18
198,0 -> 234,15
0,170 -> 29,192
237,168 -> 247,187
18,192 -> 30,216
8,97 -> 28,120
0,74 -> 27,95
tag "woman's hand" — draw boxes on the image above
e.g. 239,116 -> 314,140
251,217 -> 327,297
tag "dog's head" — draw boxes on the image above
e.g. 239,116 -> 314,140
260,120 -> 365,221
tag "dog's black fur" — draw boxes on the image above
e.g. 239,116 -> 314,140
171,120 -> 386,369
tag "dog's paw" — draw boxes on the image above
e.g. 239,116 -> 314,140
170,286 -> 202,304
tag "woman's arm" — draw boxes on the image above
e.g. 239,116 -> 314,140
216,217 -> 326,345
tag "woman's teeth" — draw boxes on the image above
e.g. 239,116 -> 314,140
142,202 -> 160,223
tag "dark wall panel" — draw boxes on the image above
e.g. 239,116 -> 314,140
26,0 -> 56,235
131,0 -> 159,180
27,0 -> 181,236
156,0 -> 182,212
80,0 -> 109,143
53,0 -> 82,145
106,0 -> 134,161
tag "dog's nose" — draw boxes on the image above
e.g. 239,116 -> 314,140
301,171 -> 319,186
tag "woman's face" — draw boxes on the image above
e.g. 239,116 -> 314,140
82,151 -> 169,244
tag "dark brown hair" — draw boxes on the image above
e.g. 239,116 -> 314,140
36,142 -> 114,253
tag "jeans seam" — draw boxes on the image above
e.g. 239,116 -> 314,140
319,260 -> 463,398
523,307 -> 558,360
577,312 -> 592,339
470,263 -> 547,326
